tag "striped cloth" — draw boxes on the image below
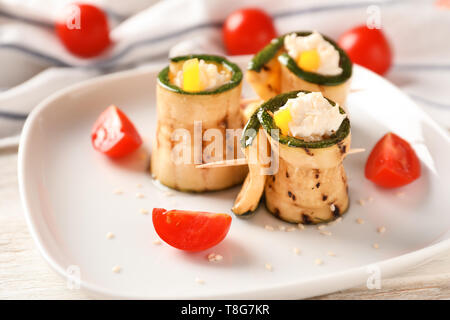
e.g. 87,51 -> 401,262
0,0 -> 449,147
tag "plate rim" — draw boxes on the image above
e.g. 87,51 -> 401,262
18,62 -> 450,299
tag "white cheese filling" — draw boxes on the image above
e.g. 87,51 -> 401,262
279,92 -> 346,141
284,32 -> 342,76
173,59 -> 231,91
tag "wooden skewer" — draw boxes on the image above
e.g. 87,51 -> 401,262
196,148 -> 366,169
196,158 -> 248,169
347,148 -> 366,154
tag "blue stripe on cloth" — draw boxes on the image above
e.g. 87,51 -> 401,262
274,1 -> 384,19
0,110 -> 28,120
0,6 -> 125,27
93,22 -> 223,68
0,10 -> 53,28
0,0 -> 411,69
0,44 -> 70,66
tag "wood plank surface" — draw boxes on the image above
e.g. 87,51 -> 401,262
1,146 -> 449,299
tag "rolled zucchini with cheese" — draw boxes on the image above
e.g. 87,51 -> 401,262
152,55 -> 247,192
233,90 -> 351,224
247,31 -> 352,107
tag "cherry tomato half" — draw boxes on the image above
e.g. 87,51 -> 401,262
91,105 -> 142,158
152,208 -> 232,252
56,3 -> 111,58
365,132 -> 421,188
338,25 -> 392,75
223,8 -> 277,55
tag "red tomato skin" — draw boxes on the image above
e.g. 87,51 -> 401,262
91,105 -> 142,158
365,133 -> 421,188
56,3 -> 111,58
338,25 -> 392,75
223,8 -> 277,55
152,208 -> 232,252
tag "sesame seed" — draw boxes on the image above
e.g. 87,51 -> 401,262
112,265 -> 121,273
164,191 -> 174,197
396,192 -> 405,198
207,254 -> 215,262
278,225 -> 286,231
136,183 -> 143,188
106,232 -> 115,239
335,217 -> 342,223
317,225 -> 326,230
356,218 -> 365,224
208,253 -> 215,260
136,193 -> 145,198
195,277 -> 205,285
373,243 -> 380,249
367,196 -> 374,203
315,259 -> 323,265
207,253 -> 223,262
265,263 -> 273,271
286,227 -> 296,232
264,225 -> 274,231
113,189 -> 123,195
139,208 -> 149,215
152,239 -> 162,245
357,199 -> 366,206
330,204 -> 335,211
297,223 -> 305,230
293,247 -> 300,255
377,226 -> 386,234
320,230 -> 332,236
327,251 -> 336,257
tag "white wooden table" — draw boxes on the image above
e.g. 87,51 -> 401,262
1,145 -> 449,300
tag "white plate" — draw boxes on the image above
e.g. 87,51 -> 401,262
18,59 -> 450,299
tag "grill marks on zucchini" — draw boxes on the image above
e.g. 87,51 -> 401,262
234,90 -> 350,224
152,56 -> 247,192
332,205 -> 340,218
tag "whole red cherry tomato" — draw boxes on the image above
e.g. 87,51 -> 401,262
56,3 -> 111,58
152,208 -> 232,252
338,25 -> 392,75
365,132 -> 421,188
222,8 -> 277,55
91,105 -> 142,158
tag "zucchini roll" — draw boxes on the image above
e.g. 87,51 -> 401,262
247,31 -> 352,107
233,90 -> 351,224
152,55 -> 247,192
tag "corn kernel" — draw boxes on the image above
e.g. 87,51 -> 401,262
297,50 -> 320,72
274,107 -> 292,135
182,58 -> 203,92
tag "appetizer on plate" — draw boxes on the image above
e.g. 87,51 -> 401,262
151,54 -> 248,191
233,90 -> 351,224
247,31 -> 353,107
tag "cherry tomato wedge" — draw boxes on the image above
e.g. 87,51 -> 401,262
91,105 -> 142,158
222,8 -> 277,55
338,25 -> 392,75
56,3 -> 111,58
365,132 -> 421,188
152,208 -> 232,252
